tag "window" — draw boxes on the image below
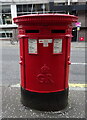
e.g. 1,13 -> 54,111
23,5 -> 28,12
17,4 -> 32,16
0,30 -> 13,38
34,4 -> 43,12
2,5 -> 11,13
0,5 -> 12,25
2,14 -> 12,24
0,14 -> 3,24
28,4 -> 32,12
17,5 -> 22,12
54,3 -> 65,6
71,2 -> 78,5
17,4 -> 49,16
17,5 -> 28,12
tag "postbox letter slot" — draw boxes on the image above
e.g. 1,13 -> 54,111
26,30 -> 39,33
51,30 -> 65,33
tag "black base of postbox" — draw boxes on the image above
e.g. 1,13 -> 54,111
21,87 -> 69,111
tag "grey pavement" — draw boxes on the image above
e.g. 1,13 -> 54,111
0,40 -> 86,119
2,87 -> 86,118
71,41 -> 86,48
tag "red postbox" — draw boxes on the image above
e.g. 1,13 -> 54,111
14,14 -> 77,111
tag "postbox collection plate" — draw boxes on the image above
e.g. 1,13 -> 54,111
28,39 -> 37,54
53,39 -> 62,54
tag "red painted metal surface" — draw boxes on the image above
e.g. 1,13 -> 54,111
14,14 -> 77,93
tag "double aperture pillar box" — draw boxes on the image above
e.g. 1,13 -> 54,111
14,14 -> 77,111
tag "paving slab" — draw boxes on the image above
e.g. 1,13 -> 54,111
1,86 -> 86,119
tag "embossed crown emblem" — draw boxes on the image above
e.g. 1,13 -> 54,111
37,64 -> 54,84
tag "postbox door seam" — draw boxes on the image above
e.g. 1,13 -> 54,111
20,37 -> 26,88
64,37 -> 71,89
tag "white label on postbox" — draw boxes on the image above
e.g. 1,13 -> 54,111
39,39 -> 52,47
28,39 -> 37,54
53,39 -> 62,53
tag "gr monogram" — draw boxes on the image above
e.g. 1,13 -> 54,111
37,64 -> 54,84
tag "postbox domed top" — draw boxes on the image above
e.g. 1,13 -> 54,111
13,14 -> 78,26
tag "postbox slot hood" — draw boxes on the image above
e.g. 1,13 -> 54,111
13,14 -> 78,26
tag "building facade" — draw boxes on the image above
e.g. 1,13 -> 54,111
0,0 -> 87,41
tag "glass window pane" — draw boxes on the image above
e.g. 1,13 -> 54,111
0,14 -> 3,24
28,4 -> 32,12
45,4 -> 49,11
35,4 -> 43,12
0,30 -> 13,38
23,5 -> 28,12
2,14 -> 12,24
0,5 -> 2,13
10,33 -> 12,37
2,5 -> 11,13
54,3 -> 65,6
17,5 -> 22,12
2,33 -> 6,38
0,33 -> 2,38
32,4 -> 35,12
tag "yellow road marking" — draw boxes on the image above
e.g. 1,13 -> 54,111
10,83 -> 87,88
69,83 -> 87,88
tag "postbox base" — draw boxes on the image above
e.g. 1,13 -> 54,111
21,87 -> 69,111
